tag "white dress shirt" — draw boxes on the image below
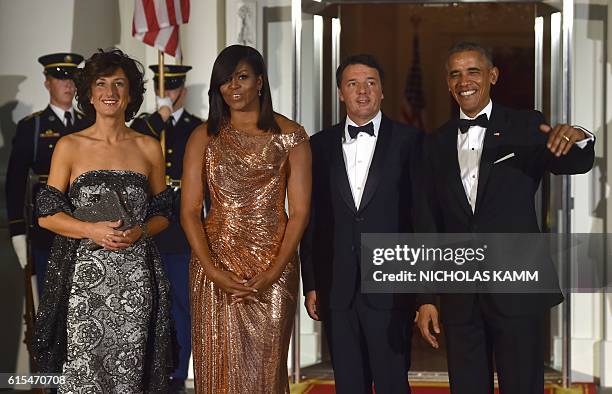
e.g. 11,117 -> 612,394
457,101 -> 491,212
343,111 -> 382,209
457,100 -> 594,213
49,104 -> 75,127
171,107 -> 184,125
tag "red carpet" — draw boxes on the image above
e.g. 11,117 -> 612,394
297,381 -> 597,394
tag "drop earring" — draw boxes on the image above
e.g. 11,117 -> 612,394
258,89 -> 262,97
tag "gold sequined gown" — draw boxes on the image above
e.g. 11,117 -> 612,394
191,123 -> 308,393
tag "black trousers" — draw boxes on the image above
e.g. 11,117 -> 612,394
324,293 -> 412,394
444,297 -> 545,394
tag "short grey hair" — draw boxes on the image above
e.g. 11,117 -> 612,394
447,42 -> 494,67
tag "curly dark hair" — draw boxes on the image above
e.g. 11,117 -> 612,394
76,48 -> 146,121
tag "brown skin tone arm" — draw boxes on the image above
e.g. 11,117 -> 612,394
540,123 -> 587,157
180,124 -> 258,299
242,138 -> 312,297
180,125 -> 214,272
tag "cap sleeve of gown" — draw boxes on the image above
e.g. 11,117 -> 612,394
280,126 -> 309,151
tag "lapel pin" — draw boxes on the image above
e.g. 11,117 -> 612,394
493,131 -> 501,137
49,115 -> 55,122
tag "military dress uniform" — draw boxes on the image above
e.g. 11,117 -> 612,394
130,64 -> 202,387
5,53 -> 92,295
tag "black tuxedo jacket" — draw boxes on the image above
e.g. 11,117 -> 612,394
300,114 -> 421,311
422,103 -> 594,323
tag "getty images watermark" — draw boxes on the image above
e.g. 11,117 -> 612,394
361,233 -> 611,294
371,243 -> 538,283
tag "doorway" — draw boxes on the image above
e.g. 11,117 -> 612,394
261,0 -> 608,385
339,3 -> 536,133
303,2 -> 537,379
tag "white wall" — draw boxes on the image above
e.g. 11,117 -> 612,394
0,0 -> 74,130
569,0 -> 611,387
0,0 -> 127,129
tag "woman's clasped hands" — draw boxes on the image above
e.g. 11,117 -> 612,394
208,265 -> 283,305
86,219 -> 143,251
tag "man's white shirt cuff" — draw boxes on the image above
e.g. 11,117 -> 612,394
573,125 -> 595,149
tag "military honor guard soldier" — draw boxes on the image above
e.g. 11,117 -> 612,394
6,52 -> 93,296
131,64 -> 202,393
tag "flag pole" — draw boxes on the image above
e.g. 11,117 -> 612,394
158,50 -> 165,97
158,50 -> 166,161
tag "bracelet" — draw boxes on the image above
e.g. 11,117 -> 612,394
139,223 -> 151,240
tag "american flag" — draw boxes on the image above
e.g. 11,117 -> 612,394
132,0 -> 190,57
401,33 -> 426,130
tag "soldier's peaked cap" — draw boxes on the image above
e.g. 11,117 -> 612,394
150,65 -> 192,90
38,52 -> 83,80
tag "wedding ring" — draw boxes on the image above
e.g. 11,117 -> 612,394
562,135 -> 570,142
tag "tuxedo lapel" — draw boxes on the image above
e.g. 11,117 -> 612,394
475,104 -> 505,213
439,122 -> 473,216
358,115 -> 392,213
330,122 -> 357,214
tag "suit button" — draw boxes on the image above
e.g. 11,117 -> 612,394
166,162 -> 172,168
167,149 -> 173,154
355,216 -> 364,222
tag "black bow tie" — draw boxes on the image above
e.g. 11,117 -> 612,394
348,122 -> 375,139
457,113 -> 489,134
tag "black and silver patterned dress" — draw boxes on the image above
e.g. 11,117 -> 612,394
33,170 -> 177,393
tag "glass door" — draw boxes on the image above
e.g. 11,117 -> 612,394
268,0 -> 609,387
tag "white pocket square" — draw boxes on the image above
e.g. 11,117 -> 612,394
494,153 -> 515,164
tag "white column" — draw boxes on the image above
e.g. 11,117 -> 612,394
570,4 -> 608,386
602,3 -> 612,385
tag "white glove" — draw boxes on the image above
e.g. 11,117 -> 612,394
156,96 -> 173,112
11,234 -> 28,270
